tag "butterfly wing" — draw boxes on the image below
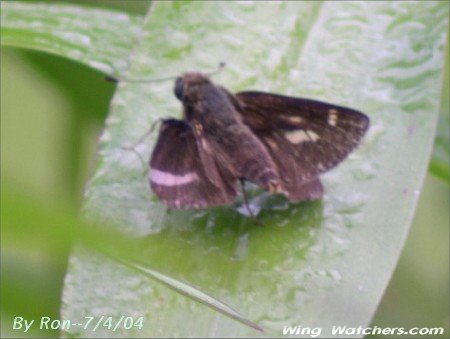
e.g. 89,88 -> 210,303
235,91 -> 369,201
149,119 -> 237,208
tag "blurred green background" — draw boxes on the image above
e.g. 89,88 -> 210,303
1,1 -> 448,338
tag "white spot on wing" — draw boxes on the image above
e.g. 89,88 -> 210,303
328,109 -> 338,126
285,130 -> 320,144
265,137 -> 279,150
285,130 -> 309,144
201,139 -> 211,153
150,169 -> 198,186
307,130 -> 320,141
285,116 -> 303,124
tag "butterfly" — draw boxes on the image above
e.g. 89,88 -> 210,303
149,72 -> 369,209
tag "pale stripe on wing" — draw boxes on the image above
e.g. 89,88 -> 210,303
150,168 -> 199,186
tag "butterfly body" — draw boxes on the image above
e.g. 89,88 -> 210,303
149,73 -> 369,209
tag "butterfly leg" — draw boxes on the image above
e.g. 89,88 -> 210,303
239,179 -> 255,218
122,119 -> 173,175
121,145 -> 148,175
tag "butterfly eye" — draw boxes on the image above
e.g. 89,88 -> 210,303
174,77 -> 184,101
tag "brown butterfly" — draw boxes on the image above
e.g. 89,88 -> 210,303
149,72 -> 369,209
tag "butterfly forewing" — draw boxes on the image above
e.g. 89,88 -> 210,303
149,119 -> 236,208
235,91 -> 369,185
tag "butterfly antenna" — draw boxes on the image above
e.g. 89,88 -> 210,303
105,74 -> 178,84
206,61 -> 226,78
106,62 -> 226,83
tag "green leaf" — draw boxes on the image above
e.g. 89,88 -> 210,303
4,1 -> 447,337
56,2 -> 448,337
429,38 -> 449,183
0,1 -> 142,74
0,177 -> 128,337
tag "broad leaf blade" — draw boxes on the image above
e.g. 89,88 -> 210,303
57,1 -> 448,337
0,1 -> 142,74
430,39 -> 449,183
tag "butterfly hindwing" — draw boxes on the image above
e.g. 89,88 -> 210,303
149,119 -> 237,208
234,91 -> 369,200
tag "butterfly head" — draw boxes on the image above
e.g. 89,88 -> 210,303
174,72 -> 211,102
